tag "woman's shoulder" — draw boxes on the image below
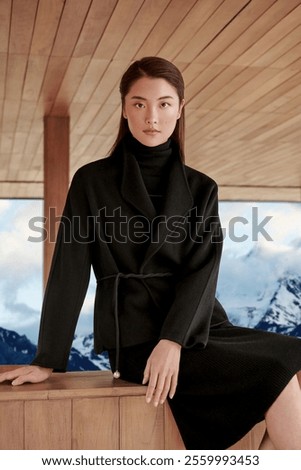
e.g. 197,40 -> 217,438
71,154 -> 118,182
183,163 -> 218,191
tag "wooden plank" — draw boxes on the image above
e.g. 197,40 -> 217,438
159,0 -> 224,61
2,100 -> 20,135
252,24 -> 301,68
215,0 -> 301,66
120,396 -> 164,450
0,401 -> 24,449
188,65 -> 249,109
233,4 -> 301,67
52,56 -> 91,115
72,397 -> 119,449
16,101 -> 36,133
113,0 -> 171,61
22,55 -> 49,102
219,186 -> 301,202
40,56 -> 69,105
195,0 -> 276,65
9,0 -> 38,54
25,399 -> 72,450
200,66 -> 262,110
185,63 -> 227,103
93,0 -> 144,60
0,0 -> 11,53
51,0 -> 92,57
87,101 -> 120,134
30,0 -> 64,55
73,0 -> 118,58
72,58 -> 109,104
136,0 -> 198,58
176,0 -> 251,64
245,70 -> 301,113
90,60 -> 127,104
5,54 -> 28,101
0,53 -> 7,100
228,67 -> 299,111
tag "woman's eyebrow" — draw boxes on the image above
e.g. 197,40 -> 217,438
130,95 -> 175,100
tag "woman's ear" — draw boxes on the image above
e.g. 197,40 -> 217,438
177,99 -> 185,119
122,108 -> 127,119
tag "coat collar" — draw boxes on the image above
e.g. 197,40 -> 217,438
119,138 -> 194,268
120,139 -> 193,220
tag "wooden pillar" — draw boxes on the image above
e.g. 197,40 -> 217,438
43,116 -> 69,287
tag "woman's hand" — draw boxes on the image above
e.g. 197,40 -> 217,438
0,365 -> 53,386
143,339 -> 181,407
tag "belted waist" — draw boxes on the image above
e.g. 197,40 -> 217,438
99,272 -> 173,379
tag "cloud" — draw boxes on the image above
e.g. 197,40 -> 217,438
0,200 -> 10,216
219,201 -> 301,256
0,200 -> 43,340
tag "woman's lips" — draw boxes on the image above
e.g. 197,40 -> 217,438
143,129 -> 160,134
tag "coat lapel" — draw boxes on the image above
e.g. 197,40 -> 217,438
119,140 -> 194,270
142,147 -> 194,269
121,144 -> 157,220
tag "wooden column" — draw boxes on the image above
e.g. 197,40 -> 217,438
43,116 -> 69,286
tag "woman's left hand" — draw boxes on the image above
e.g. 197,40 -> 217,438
143,339 -> 181,407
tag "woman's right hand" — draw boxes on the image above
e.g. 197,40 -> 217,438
0,365 -> 53,386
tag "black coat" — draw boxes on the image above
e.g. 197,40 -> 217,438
33,140 -> 229,371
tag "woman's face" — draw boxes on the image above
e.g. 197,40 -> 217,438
123,77 -> 184,147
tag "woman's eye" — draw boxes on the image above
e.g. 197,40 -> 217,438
161,102 -> 170,108
134,103 -> 145,108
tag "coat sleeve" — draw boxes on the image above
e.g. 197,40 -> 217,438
31,169 -> 92,371
159,181 -> 224,348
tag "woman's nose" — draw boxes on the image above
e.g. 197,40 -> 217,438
146,109 -> 158,125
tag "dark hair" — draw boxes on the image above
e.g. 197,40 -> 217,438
110,56 -> 185,161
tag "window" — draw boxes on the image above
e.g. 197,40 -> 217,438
0,200 -> 300,369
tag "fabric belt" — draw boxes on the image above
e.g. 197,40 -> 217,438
99,272 -> 173,379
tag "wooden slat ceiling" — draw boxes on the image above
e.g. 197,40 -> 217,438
1,0 -> 301,200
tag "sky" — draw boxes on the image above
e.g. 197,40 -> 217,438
0,198 -> 300,344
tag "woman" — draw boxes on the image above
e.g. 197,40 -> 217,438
1,57 -> 301,450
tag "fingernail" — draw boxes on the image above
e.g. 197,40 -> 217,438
146,397 -> 151,404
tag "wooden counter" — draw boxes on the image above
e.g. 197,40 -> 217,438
0,366 -> 265,450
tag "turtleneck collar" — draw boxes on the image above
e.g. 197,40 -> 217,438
125,134 -> 173,164
124,134 -> 174,213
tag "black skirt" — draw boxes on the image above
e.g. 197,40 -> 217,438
109,324 -> 301,450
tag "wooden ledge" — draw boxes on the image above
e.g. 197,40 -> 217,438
0,366 -> 265,450
0,368 -> 146,401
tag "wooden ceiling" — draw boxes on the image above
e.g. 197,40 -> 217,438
1,0 -> 301,200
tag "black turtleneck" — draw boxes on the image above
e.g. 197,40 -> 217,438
127,135 -> 173,213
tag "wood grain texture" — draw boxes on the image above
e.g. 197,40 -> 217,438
0,401 -> 24,449
24,399 -> 72,449
120,396 -> 165,449
0,0 -> 301,199
0,368 -> 266,449
72,397 -> 119,449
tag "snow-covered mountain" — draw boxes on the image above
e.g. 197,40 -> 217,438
72,333 -> 110,370
217,241 -> 301,337
0,327 -> 110,371
256,275 -> 301,334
